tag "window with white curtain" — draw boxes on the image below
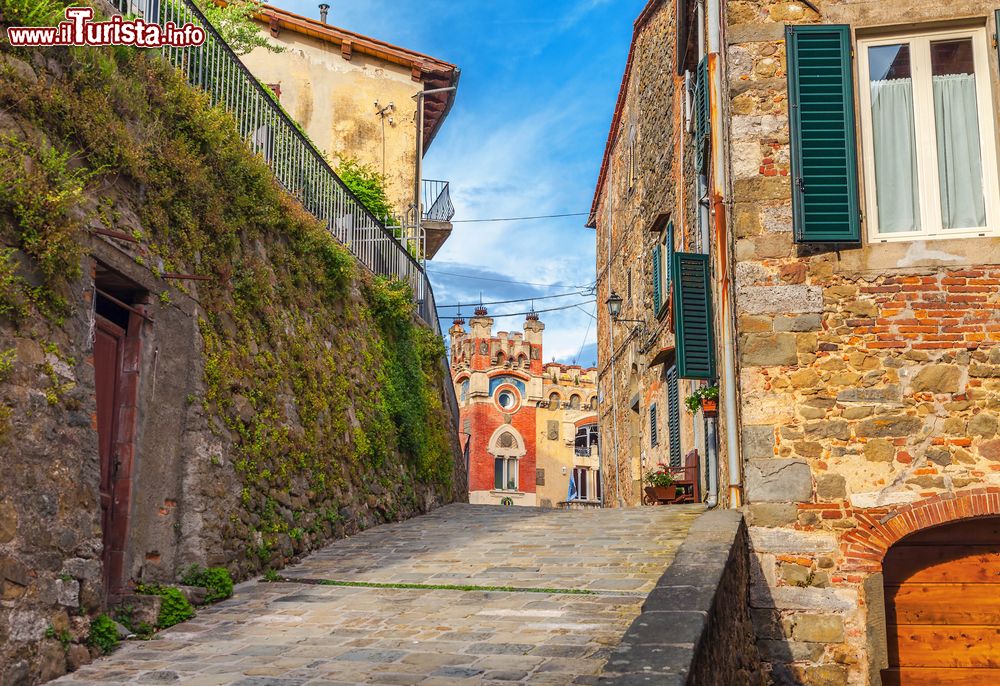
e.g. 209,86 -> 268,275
858,28 -> 1000,241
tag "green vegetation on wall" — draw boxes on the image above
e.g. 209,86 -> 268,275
336,157 -> 397,224
195,0 -> 285,57
0,27 -> 457,575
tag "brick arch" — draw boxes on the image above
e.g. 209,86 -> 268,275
841,487 -> 1000,572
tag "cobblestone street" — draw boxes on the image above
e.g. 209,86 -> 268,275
53,504 -> 701,686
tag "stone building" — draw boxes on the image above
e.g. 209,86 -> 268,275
593,0 -> 1000,683
450,310 -> 601,507
589,0 -> 710,509
241,3 -> 459,257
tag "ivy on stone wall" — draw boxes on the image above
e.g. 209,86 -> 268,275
0,37 -> 457,576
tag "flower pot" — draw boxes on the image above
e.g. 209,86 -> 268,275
701,398 -> 718,416
652,486 -> 675,501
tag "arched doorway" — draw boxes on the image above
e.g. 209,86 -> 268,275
882,516 -> 1000,685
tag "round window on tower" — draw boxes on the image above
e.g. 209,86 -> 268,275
497,390 -> 516,410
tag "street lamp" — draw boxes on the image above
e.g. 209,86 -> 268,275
605,291 -> 623,319
605,290 -> 644,327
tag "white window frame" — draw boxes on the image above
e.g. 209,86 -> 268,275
858,27 -> 1000,243
494,456 -> 518,492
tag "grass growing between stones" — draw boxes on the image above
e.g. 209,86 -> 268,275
265,577 -> 598,595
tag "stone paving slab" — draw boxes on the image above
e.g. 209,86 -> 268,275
52,503 -> 701,685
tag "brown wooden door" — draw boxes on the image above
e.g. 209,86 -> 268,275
95,315 -> 127,598
882,517 -> 1000,686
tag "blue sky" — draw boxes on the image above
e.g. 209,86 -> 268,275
278,0 -> 647,365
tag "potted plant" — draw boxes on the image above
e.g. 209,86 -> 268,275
643,467 -> 676,502
684,386 -> 719,416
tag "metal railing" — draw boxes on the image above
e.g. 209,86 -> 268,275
422,179 -> 455,222
112,0 -> 459,426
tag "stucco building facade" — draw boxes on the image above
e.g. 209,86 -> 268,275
593,0 -> 1000,683
450,310 -> 601,508
241,4 -> 459,257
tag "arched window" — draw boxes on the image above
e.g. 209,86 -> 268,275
517,354 -> 528,368
589,396 -> 598,410
491,429 -> 522,492
569,394 -> 581,410
548,392 -> 561,407
460,380 -> 469,403
575,424 -> 599,456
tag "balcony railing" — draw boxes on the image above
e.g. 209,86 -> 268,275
110,0 -> 459,427
422,179 -> 455,222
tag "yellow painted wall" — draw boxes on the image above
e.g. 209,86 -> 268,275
242,25 -> 421,217
535,366 -> 600,508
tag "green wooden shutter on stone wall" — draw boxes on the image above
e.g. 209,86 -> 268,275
649,403 -> 658,447
672,251 -> 715,380
695,56 -> 709,171
666,365 -> 682,467
652,245 -> 662,314
786,24 -> 861,243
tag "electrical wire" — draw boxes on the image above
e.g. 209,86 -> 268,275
437,289 -> 593,308
448,300 -> 597,319
573,306 -> 595,364
450,212 -> 589,223
428,269 -> 593,290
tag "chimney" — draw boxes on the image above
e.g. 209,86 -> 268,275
318,3 -> 330,23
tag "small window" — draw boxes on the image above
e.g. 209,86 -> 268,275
575,423 -> 598,457
569,394 -> 581,410
858,28 -> 1000,241
548,392 -> 561,407
494,456 -> 518,491
589,396 -> 598,410
460,380 -> 469,403
536,468 -> 545,486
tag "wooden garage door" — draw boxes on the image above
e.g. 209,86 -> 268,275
882,517 -> 1000,686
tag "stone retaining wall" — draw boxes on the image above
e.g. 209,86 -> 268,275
599,509 -> 765,685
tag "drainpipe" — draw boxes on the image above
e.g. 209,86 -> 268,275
707,0 -> 743,507
694,0 -> 719,509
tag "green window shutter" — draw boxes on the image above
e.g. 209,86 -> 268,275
786,24 -> 861,243
695,56 -> 710,170
666,365 -> 682,468
665,221 -> 675,295
672,251 -> 715,380
649,403 -> 658,447
651,245 -> 662,314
